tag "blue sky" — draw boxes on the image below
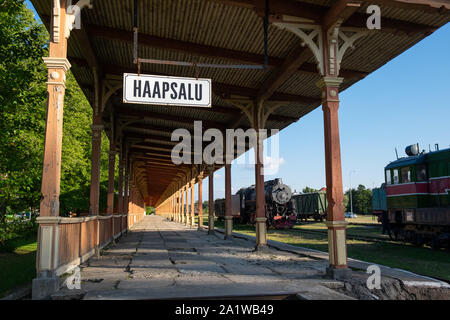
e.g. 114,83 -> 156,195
26,2 -> 450,200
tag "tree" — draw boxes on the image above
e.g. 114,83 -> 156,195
0,0 -> 48,220
0,0 -> 111,220
302,186 -> 318,194
345,184 -> 372,214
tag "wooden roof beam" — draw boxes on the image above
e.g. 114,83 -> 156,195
211,0 -> 438,34
322,1 -> 362,33
114,106 -> 227,130
256,44 -> 311,103
213,83 -> 320,104
79,26 -> 367,79
256,1 -> 361,103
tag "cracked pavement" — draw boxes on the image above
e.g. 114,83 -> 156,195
54,215 -> 356,300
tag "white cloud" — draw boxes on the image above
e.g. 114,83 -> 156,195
263,156 -> 285,175
214,173 -> 222,178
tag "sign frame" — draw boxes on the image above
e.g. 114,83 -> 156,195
123,73 -> 212,108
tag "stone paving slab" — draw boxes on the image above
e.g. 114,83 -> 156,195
52,215 -> 449,300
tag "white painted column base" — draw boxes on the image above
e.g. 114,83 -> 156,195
255,217 -> 267,247
224,216 -> 233,239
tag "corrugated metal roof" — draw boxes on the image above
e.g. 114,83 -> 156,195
30,0 -> 450,205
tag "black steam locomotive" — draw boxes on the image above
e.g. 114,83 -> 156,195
215,178 -> 297,229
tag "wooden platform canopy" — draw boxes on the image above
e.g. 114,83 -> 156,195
29,0 -> 450,299
31,0 -> 450,207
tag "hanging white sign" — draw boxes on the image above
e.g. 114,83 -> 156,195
123,73 -> 212,108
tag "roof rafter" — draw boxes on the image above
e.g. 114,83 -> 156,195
211,0 -> 438,34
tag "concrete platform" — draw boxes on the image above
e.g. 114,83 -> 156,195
52,216 -> 450,300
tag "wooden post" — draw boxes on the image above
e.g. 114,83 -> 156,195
89,117 -> 103,216
254,102 -> 267,248
181,187 -> 185,224
224,163 -> 233,239
190,180 -> 195,227
208,172 -> 215,235
117,148 -> 124,228
33,0 -> 70,300
317,76 -> 350,279
177,190 -> 181,223
198,175 -> 203,230
107,149 -> 117,215
123,153 -> 130,230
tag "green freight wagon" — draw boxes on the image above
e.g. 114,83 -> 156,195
372,183 -> 387,215
292,192 -> 327,221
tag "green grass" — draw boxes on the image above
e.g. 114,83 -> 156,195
0,236 -> 37,298
345,215 -> 380,225
211,219 -> 450,282
294,222 -> 390,240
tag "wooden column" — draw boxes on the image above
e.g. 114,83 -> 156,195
177,190 -> 181,223
254,103 -> 267,248
197,175 -> 203,230
89,117 -> 103,215
118,150 -> 125,230
33,0 -> 69,300
174,191 -> 178,222
106,149 -> 117,215
181,187 -> 185,224
224,163 -> 233,239
123,154 -> 130,230
208,172 -> 215,235
317,76 -> 349,278
190,180 -> 195,227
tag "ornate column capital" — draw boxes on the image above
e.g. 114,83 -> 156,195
317,77 -> 344,104
90,124 -> 104,140
43,57 -> 71,87
90,124 -> 104,131
316,76 -> 344,89
108,150 -> 118,156
43,57 -> 71,72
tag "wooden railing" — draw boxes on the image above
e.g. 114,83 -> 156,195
50,211 -> 145,276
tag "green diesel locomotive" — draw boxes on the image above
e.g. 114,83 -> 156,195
373,144 -> 450,248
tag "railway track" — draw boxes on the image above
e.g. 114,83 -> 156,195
286,227 -> 406,246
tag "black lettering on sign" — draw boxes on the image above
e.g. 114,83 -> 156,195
179,83 -> 186,100
134,80 -> 141,97
153,81 -> 161,99
170,82 -> 178,99
143,80 -> 151,98
162,82 -> 169,99
195,84 -> 202,101
187,84 -> 194,101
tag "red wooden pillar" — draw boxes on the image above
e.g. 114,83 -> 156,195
33,0 -> 70,300
177,190 -> 181,223
197,175 -> 203,230
118,150 -> 125,232
89,114 -> 103,216
224,164 -> 233,239
255,132 -> 267,248
190,180 -> 195,227
123,154 -> 130,230
208,172 -> 215,235
318,76 -> 350,278
107,149 -> 117,215
181,187 -> 185,224
254,103 -> 267,248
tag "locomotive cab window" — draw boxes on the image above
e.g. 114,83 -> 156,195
393,169 -> 399,184
416,165 -> 427,182
386,170 -> 392,184
401,167 -> 411,183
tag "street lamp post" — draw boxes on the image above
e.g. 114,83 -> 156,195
349,170 -> 356,214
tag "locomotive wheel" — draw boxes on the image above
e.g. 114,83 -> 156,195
431,235 -> 440,250
391,228 -> 398,241
414,233 -> 424,247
